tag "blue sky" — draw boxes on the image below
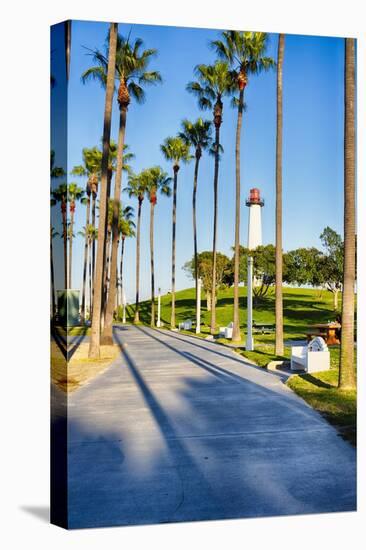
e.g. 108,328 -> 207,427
51,21 -> 346,302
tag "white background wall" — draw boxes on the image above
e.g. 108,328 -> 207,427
0,1 -> 365,549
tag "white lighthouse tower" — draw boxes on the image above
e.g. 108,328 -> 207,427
246,188 -> 264,249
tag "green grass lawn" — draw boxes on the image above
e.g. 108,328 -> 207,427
123,285 -> 356,445
287,349 -> 357,446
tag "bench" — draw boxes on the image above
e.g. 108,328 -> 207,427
291,337 -> 330,373
253,322 -> 275,334
219,322 -> 233,339
178,319 -> 192,331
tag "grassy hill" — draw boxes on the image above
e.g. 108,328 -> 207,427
123,285 -> 339,341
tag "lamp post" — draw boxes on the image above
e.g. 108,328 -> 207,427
196,278 -> 202,334
157,287 -> 161,328
246,256 -> 254,351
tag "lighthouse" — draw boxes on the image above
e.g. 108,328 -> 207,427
246,188 -> 264,249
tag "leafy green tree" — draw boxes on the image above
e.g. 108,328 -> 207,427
212,31 -> 275,341
236,245 -> 277,302
320,226 -> 344,310
184,251 -> 231,311
284,247 -> 325,287
187,62 -> 234,334
161,136 -> 192,328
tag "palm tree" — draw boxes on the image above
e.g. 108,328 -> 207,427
67,183 -> 86,289
124,171 -> 149,323
339,38 -> 356,390
179,117 -> 213,333
83,33 -> 161,345
118,206 -> 135,310
50,152 -> 65,316
50,227 -> 59,318
144,167 -> 172,326
275,34 -> 285,356
51,150 -> 66,179
71,155 -> 96,320
88,22 -> 118,359
161,136 -> 192,328
51,183 -> 68,288
77,224 -> 94,321
212,31 -> 275,342
87,225 -> 98,317
103,198 -> 115,315
187,62 -> 234,334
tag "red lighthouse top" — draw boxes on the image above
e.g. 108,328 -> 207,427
246,188 -> 264,206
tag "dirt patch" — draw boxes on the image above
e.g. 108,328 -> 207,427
51,342 -> 120,393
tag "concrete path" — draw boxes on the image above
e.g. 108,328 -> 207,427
66,325 -> 356,528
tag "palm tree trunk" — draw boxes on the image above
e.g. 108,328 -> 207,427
275,34 -> 285,356
134,198 -> 143,323
81,198 -> 90,322
50,235 -> 56,318
116,238 -> 120,312
192,153 -> 200,331
171,167 -> 179,328
150,201 -> 156,327
69,206 -> 75,288
210,124 -> 221,334
61,202 -> 67,288
339,39 -> 356,389
102,230 -> 111,325
232,88 -> 245,342
88,237 -> 92,319
102,106 -> 127,344
120,237 -> 125,307
88,22 -> 118,359
91,193 -> 96,312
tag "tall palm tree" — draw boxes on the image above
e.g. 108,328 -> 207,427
339,38 -> 356,390
50,226 -> 59,318
212,31 -> 275,342
67,183 -> 85,289
88,22 -> 118,359
161,136 -> 192,328
179,117 -> 213,333
275,34 -> 285,356
88,225 -> 98,317
124,171 -> 149,323
118,206 -> 135,309
51,183 -> 68,288
187,62 -> 234,334
77,224 -> 94,321
144,167 -> 172,326
50,151 -> 65,316
71,155 -> 96,320
83,33 -> 161,345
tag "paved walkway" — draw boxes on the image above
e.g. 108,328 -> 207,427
66,325 -> 356,528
